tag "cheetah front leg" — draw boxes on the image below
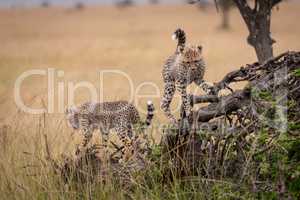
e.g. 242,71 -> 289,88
75,126 -> 93,155
99,123 -> 111,162
77,116 -> 93,154
201,82 -> 215,94
176,80 -> 191,118
115,122 -> 133,162
195,79 -> 215,95
82,127 -> 93,147
99,122 -> 110,148
160,81 -> 177,124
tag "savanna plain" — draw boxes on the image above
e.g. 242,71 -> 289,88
0,2 -> 300,199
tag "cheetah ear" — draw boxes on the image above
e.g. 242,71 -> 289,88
197,45 -> 203,53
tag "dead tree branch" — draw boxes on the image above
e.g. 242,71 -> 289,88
191,51 -> 300,124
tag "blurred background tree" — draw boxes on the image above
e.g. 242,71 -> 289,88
149,0 -> 159,4
41,1 -> 50,8
116,0 -> 134,8
218,0 -> 234,29
74,2 -> 85,10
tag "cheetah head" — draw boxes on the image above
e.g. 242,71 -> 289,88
65,106 -> 79,129
179,45 -> 203,69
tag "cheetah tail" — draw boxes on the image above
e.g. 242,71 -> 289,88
145,101 -> 154,126
172,28 -> 186,52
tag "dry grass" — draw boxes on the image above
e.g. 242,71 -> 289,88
0,3 -> 299,199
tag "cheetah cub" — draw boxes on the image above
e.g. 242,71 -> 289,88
161,28 -> 212,123
65,101 -> 154,150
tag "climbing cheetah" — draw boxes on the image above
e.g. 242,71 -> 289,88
161,28 -> 211,123
65,100 -> 154,150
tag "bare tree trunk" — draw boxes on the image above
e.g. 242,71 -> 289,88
247,3 -> 274,63
233,0 -> 282,63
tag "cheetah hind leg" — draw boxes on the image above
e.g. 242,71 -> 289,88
176,81 -> 192,119
161,82 -> 177,124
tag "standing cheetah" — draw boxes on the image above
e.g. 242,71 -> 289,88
161,28 -> 211,123
65,101 -> 154,150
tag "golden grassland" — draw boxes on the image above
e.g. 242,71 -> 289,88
0,3 -> 299,198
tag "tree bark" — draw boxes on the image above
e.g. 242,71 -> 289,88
233,0 -> 282,63
249,1 -> 274,63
